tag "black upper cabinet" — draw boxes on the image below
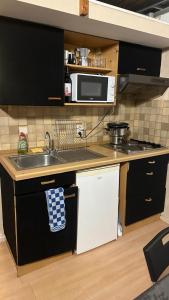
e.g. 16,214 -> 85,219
0,17 -> 64,105
118,41 -> 162,76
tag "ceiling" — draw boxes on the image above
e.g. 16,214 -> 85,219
97,0 -> 169,16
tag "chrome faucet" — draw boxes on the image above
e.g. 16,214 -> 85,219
45,131 -> 53,154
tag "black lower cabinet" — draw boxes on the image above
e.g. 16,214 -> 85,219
0,166 -> 17,262
0,166 -> 78,265
16,187 -> 77,265
125,155 -> 169,226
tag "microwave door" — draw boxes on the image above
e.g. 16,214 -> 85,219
77,75 -> 108,102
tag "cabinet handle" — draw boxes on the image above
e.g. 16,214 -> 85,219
145,197 -> 153,202
41,179 -> 55,185
148,160 -> 156,164
136,67 -> 146,72
64,193 -> 76,199
48,97 -> 62,101
146,172 -> 154,176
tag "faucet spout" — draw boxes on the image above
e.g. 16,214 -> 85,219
45,131 -> 53,154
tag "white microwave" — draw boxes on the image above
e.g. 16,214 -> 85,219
70,73 -> 115,103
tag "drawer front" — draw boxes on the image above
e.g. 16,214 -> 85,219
125,189 -> 166,225
128,155 -> 169,172
127,155 -> 168,195
15,171 -> 76,195
127,169 -> 167,196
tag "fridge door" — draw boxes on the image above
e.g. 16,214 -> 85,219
76,165 -> 119,254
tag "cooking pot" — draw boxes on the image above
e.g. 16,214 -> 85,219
106,122 -> 129,145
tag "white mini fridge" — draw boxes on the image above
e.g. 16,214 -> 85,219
76,165 -> 119,254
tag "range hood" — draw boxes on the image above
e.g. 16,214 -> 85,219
118,74 -> 169,98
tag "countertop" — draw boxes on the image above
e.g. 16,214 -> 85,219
1,144 -> 169,181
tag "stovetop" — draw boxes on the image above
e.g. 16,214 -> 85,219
106,139 -> 163,154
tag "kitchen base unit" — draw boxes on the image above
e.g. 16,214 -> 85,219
76,165 -> 119,254
125,155 -> 169,226
119,154 -> 169,234
0,166 -> 78,266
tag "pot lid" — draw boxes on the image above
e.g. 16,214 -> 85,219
107,122 -> 129,129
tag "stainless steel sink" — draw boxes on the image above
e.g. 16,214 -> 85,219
8,148 -> 105,170
8,153 -> 66,170
57,148 -> 105,163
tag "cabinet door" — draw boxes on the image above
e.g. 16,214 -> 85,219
0,166 -> 17,262
125,189 -> 166,225
127,155 -> 168,196
118,42 -> 161,76
0,17 -> 64,106
16,187 -> 77,265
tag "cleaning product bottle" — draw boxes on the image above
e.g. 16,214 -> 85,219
18,132 -> 28,154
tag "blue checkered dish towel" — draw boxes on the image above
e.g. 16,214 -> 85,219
45,187 -> 66,232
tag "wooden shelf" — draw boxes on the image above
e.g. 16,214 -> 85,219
65,64 -> 112,73
64,102 -> 114,107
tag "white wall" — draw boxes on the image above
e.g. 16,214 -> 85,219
160,49 -> 169,224
157,12 -> 169,23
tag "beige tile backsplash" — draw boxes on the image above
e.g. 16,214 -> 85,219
1,88 -> 169,151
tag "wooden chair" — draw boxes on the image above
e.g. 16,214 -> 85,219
143,227 -> 169,282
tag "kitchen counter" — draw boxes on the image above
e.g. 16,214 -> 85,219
1,145 -> 169,181
1,144 -> 169,275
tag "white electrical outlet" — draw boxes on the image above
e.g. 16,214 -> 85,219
76,123 -> 84,138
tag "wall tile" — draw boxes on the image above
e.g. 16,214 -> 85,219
1,92 -> 169,151
8,117 -> 19,126
9,126 -> 18,135
161,130 -> 168,138
0,135 -> 10,143
161,123 -> 169,131
149,122 -> 155,129
156,123 -> 161,130
0,117 -> 8,126
155,129 -> 161,137
35,118 -> 44,125
0,127 -> 9,135
161,116 -> 168,123
27,118 -> 35,125
143,128 -> 149,135
1,144 -> 11,150
37,141 -> 45,147
18,118 -> 27,126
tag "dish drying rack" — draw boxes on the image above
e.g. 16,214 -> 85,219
54,120 -> 86,151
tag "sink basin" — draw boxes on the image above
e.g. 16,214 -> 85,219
8,153 -> 65,170
57,148 -> 105,163
8,148 -> 105,170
